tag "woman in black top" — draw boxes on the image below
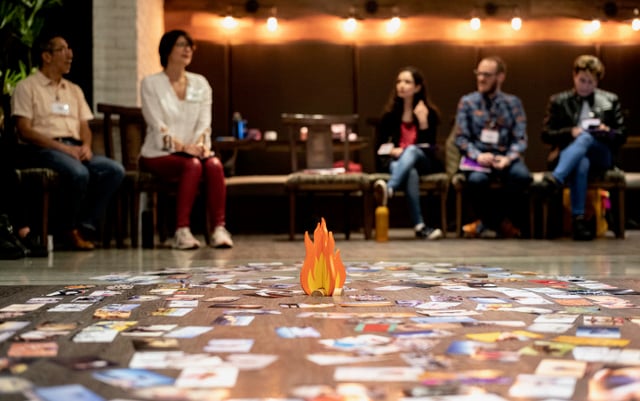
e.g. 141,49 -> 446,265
374,66 -> 442,239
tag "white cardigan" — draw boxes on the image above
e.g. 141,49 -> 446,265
140,71 -> 213,158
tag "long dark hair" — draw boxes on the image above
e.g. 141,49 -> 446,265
383,66 -> 440,123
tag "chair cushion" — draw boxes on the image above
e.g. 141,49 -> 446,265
15,168 -> 59,189
285,172 -> 369,190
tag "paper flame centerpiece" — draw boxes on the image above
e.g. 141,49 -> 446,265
300,218 -> 346,296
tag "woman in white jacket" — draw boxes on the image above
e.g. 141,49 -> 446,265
140,30 -> 232,249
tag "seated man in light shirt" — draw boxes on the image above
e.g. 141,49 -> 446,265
11,33 -> 125,250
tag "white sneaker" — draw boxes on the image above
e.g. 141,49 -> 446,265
212,226 -> 233,248
173,227 -> 200,250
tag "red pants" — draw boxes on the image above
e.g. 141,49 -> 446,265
139,154 -> 226,230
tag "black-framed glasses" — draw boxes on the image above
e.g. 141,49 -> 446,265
473,69 -> 496,78
48,46 -> 72,53
175,41 -> 195,50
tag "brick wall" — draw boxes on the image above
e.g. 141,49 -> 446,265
92,0 -> 164,109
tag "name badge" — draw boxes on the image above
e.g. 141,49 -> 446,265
51,102 -> 70,115
480,128 -> 499,144
581,117 -> 601,130
185,86 -> 203,102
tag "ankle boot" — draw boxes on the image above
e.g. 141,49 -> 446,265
573,215 -> 594,241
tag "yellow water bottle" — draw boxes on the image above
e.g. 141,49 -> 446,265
375,205 -> 389,242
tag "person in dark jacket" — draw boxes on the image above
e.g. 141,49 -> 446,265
373,66 -> 443,239
541,54 -> 626,240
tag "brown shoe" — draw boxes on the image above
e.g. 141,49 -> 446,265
67,229 -> 95,251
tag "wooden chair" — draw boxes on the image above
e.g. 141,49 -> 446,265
282,113 -> 372,240
532,168 -> 626,239
98,103 -> 205,248
446,124 -> 536,238
2,114 -> 59,246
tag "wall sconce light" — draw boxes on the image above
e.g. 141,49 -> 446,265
511,8 -> 522,31
386,7 -> 401,34
221,7 -> 238,30
470,15 -> 482,31
343,6 -> 359,33
583,18 -> 601,34
632,8 -> 640,31
266,7 -> 278,32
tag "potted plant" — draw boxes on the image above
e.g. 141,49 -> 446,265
0,0 -> 62,134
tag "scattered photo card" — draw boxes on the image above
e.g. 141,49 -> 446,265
175,366 -> 239,388
0,321 -> 30,332
26,297 -> 62,304
576,326 -> 621,339
92,368 -> 174,389
508,374 -> 576,399
535,358 -> 587,378
29,384 -> 105,401
519,341 -> 575,357
0,376 -> 33,393
164,326 -> 212,338
7,342 -> 58,358
212,315 -> 254,326
225,354 -> 278,370
151,307 -> 193,317
120,324 -> 177,337
276,326 -> 321,338
47,303 -> 92,313
0,303 -> 44,312
204,339 -> 254,353
334,366 -> 422,382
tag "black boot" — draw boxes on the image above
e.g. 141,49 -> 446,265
0,214 -> 27,259
573,215 -> 594,241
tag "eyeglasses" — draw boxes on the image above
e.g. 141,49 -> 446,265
473,69 -> 497,78
175,42 -> 195,50
48,46 -> 72,53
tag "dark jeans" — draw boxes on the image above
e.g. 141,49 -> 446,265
464,158 -> 531,229
17,141 -> 125,232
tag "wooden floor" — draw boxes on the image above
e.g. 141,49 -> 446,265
1,229 -> 639,285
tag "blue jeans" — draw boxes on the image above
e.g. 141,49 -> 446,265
388,145 -> 431,227
19,144 -> 125,232
552,132 -> 612,216
465,158 -> 531,228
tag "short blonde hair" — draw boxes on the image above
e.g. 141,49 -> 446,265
573,55 -> 605,80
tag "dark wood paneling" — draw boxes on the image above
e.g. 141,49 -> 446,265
229,42 -> 355,174
189,41 -> 639,175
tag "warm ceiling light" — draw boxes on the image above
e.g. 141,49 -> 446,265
583,18 -> 601,34
221,14 -> 238,29
511,16 -> 522,31
267,7 -> 278,32
470,17 -> 481,30
386,16 -> 401,34
343,17 -> 358,33
633,9 -> 640,31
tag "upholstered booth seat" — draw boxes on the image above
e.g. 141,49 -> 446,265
285,171 -> 372,240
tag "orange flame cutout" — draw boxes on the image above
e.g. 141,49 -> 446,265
300,218 -> 346,296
